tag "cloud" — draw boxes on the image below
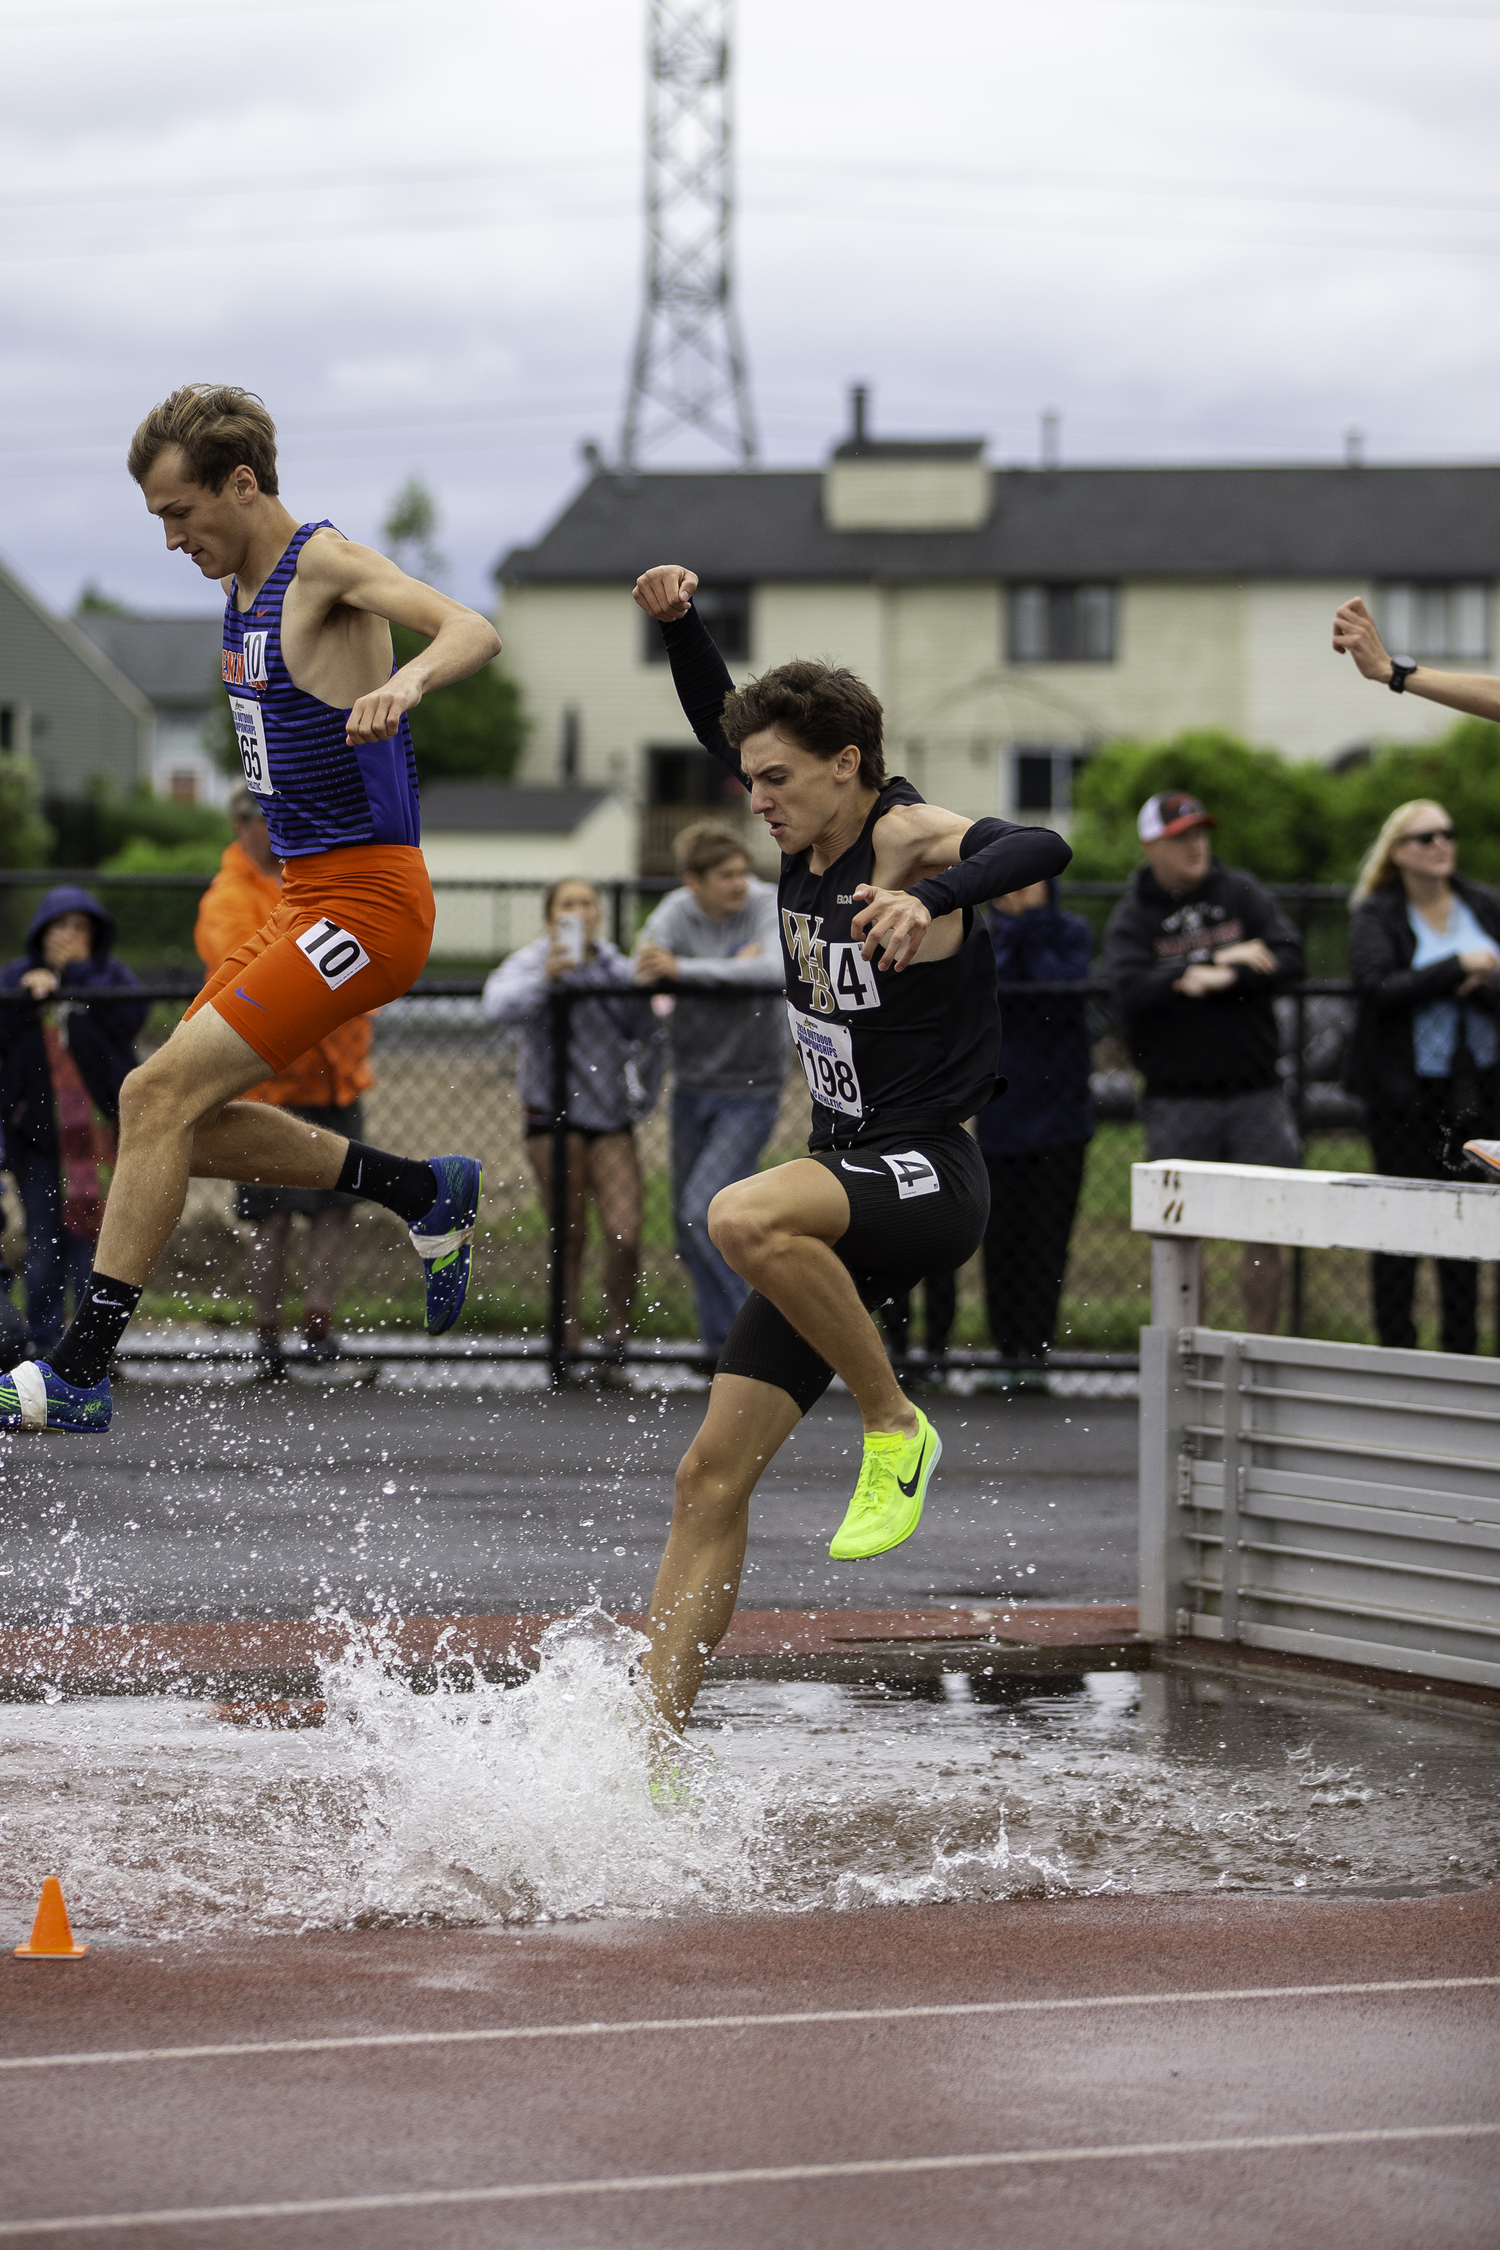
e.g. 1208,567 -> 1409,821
1,0 -> 1494,615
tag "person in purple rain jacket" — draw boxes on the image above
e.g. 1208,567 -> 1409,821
0,886 -> 147,1353
975,877 -> 1095,1382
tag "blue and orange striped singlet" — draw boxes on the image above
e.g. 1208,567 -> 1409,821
220,520 -> 422,860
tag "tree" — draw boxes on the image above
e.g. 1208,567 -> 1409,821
1323,719 -> 1500,889
74,582 -> 128,616
390,623 -> 527,784
1069,730 -> 1334,884
383,476 -> 445,582
0,756 -> 56,871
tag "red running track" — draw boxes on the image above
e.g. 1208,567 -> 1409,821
1,1889 -> 1496,2247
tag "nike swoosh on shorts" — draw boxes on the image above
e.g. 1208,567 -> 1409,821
236,987 -> 269,1008
840,1161 -> 881,1174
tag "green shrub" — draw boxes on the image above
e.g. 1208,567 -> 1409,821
95,830 -> 227,962
1070,731 -> 1334,883
1322,719 -> 1500,887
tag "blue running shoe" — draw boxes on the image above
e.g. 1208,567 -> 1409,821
410,1155 -> 483,1334
0,1360 -> 112,1435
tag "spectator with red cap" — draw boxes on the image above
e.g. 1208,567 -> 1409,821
1104,790 -> 1304,1332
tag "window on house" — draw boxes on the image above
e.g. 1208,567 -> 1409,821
1011,745 -> 1089,821
168,770 -> 200,804
644,582 -> 751,664
1380,582 -> 1489,663
1007,584 -> 1115,663
646,745 -> 743,808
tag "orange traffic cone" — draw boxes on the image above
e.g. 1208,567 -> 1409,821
14,1877 -> 88,1959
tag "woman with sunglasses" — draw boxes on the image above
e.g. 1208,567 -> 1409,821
1345,802 -> 1500,1351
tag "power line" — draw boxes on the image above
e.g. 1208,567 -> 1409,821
0,0 -> 416,29
1,154 -> 1494,224
1,191 -> 1494,270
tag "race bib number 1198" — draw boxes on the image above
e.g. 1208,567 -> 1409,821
787,1003 -> 863,1118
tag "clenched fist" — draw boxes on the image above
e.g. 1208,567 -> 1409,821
633,565 -> 698,622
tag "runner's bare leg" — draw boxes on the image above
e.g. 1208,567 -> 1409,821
640,1372 -> 802,1732
94,1007 -> 348,1287
708,1159 -> 917,1437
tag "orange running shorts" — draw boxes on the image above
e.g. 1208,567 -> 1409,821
186,843 -> 435,1074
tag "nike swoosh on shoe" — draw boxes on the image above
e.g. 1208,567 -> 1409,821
896,1438 -> 929,1499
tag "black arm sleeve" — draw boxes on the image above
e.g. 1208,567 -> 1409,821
907,819 -> 1072,918
659,606 -> 747,788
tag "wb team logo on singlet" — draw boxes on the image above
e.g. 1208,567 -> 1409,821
780,911 -> 881,1016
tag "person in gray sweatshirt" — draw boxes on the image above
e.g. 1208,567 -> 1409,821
484,877 -> 663,1360
634,821 -> 786,1353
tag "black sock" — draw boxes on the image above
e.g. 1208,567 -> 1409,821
50,1274 -> 143,1389
335,1142 -> 436,1224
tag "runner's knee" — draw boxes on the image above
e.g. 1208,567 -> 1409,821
118,1052 -> 216,1136
706,1179 -> 772,1264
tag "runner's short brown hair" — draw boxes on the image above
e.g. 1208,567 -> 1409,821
127,385 -> 279,496
673,820 -> 750,878
721,659 -> 885,788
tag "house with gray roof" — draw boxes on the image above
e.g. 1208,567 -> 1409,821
0,555 -> 152,804
495,391 -> 1498,856
421,781 -> 636,955
74,610 -> 225,806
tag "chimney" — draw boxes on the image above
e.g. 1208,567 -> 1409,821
1041,407 -> 1060,473
850,384 -> 869,451
1344,426 -> 1365,470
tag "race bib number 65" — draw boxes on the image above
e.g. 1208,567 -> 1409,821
296,917 -> 372,990
788,1002 -> 862,1118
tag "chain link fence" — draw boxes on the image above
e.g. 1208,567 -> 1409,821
0,871 -> 1494,1375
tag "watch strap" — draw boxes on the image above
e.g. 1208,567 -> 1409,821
1388,658 -> 1417,694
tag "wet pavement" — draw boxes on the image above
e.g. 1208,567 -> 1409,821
1,1889 -> 1495,2246
0,1379 -> 1135,1626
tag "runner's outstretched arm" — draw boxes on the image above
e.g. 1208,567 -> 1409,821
1333,595 -> 1500,723
632,567 -> 746,782
294,536 -> 502,744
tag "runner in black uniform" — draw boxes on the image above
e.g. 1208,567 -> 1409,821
631,565 -> 1071,1733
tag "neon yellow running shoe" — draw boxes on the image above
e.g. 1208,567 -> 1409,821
828,1409 -> 942,1560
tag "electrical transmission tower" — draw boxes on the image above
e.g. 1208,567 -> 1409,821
619,0 -> 757,468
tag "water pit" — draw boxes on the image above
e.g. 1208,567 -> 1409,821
1,1613 -> 1495,1939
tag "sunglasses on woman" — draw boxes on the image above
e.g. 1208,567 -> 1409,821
1402,826 -> 1456,846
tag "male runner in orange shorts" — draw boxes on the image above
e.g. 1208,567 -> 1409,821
0,384 -> 495,1432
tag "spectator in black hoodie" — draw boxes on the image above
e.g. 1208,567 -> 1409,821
1104,792 -> 1303,1333
0,887 -> 147,1353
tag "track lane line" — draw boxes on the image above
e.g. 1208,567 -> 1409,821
0,1974 -> 1494,2074
0,2123 -> 1494,2237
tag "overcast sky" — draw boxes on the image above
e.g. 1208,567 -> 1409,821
3,0 -> 1497,619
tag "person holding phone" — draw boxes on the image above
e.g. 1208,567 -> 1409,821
482,878 -> 662,1370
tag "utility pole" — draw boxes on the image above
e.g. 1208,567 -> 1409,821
619,0 -> 757,468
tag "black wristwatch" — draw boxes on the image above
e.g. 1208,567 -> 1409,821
1388,658 -> 1418,693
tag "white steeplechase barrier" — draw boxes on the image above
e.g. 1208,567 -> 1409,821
1132,1161 -> 1500,1690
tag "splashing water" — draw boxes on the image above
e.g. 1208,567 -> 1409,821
0,1611 -> 1495,1939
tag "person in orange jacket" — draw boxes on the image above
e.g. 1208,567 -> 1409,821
195,785 -> 375,1376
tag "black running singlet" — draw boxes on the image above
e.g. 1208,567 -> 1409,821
660,605 -> 1000,1150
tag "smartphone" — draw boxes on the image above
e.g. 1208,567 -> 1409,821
554,911 -> 586,966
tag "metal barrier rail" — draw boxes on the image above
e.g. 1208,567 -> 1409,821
1134,1161 -> 1500,1686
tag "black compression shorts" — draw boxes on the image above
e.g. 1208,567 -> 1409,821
715,1127 -> 990,1414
